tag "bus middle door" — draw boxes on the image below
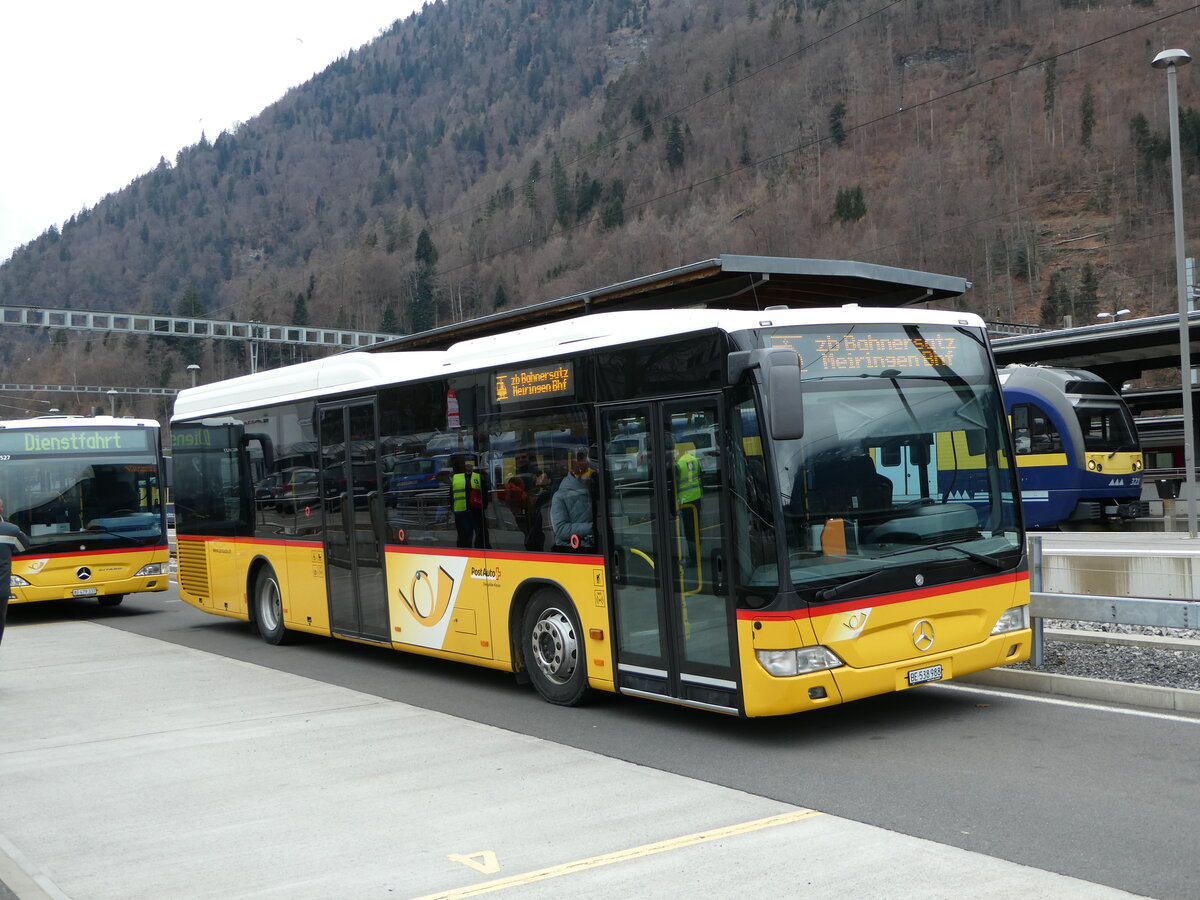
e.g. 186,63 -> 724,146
319,400 -> 389,643
600,397 -> 740,714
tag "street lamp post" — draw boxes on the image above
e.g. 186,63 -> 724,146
107,389 -> 118,417
1096,308 -> 1132,322
187,364 -> 200,388
1152,48 -> 1196,536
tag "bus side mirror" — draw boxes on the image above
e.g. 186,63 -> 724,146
727,349 -> 804,441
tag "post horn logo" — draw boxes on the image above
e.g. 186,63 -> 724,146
397,567 -> 455,625
912,619 -> 935,652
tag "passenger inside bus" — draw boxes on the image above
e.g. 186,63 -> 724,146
551,447 -> 597,552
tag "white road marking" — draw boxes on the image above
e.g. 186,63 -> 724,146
932,682 -> 1200,725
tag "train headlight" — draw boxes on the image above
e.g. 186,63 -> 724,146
756,646 -> 844,677
991,605 -> 1030,635
9,575 -> 30,587
135,563 -> 168,576
1132,460 -> 1143,472
1087,459 -> 1098,471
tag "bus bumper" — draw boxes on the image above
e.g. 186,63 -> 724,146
10,562 -> 170,604
740,629 -> 1030,718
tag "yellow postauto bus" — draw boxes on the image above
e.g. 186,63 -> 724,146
171,305 -> 1030,717
1,416 -> 171,608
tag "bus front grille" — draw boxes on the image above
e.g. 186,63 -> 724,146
176,539 -> 211,598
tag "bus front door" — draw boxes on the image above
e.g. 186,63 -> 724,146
601,398 -> 740,714
319,400 -> 389,642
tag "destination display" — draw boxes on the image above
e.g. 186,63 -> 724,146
171,425 -> 240,449
493,361 -> 574,404
766,327 -> 981,379
0,427 -> 155,456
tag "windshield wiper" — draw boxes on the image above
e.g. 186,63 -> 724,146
880,540 -> 1008,570
813,567 -> 891,603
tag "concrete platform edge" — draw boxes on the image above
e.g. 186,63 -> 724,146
958,667 -> 1200,713
0,833 -> 59,900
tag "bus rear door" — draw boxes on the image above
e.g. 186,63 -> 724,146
600,397 -> 740,713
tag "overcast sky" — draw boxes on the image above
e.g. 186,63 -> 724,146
0,1 -> 426,264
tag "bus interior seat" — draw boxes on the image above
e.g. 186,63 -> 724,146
807,451 -> 893,524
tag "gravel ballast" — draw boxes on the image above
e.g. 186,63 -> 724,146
1007,620 -> 1200,692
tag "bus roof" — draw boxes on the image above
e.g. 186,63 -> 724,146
366,255 -> 970,352
173,305 -> 984,421
0,415 -> 160,430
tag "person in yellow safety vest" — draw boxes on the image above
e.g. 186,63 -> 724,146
450,456 -> 487,548
675,446 -> 702,506
674,444 -> 702,564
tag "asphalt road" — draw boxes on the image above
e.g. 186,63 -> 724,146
10,587 -> 1199,900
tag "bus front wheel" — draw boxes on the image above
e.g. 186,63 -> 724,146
253,567 -> 290,645
522,590 -> 588,706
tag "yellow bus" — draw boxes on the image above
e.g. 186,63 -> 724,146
171,302 -> 1029,717
1,416 -> 171,608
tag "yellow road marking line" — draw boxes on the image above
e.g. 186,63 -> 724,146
412,808 -> 823,899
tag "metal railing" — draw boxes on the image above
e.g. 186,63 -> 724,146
1028,534 -> 1200,664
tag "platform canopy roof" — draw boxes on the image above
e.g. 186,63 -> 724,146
368,254 -> 969,352
991,310 -> 1200,389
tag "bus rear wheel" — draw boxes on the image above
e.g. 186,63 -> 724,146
522,590 -> 587,706
254,567 -> 290,645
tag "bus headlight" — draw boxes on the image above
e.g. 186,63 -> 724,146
10,575 -> 29,587
136,563 -> 168,576
756,646 -> 844,677
991,605 -> 1030,635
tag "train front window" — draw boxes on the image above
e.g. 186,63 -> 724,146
1073,399 -> 1139,452
752,324 -> 1021,599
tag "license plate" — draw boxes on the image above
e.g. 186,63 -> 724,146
908,664 -> 943,685
71,587 -> 98,597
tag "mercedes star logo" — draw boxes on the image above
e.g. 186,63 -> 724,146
76,567 -> 92,581
912,619 -> 935,651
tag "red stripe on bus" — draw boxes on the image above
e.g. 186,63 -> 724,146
736,571 -> 1030,621
175,535 -> 309,549
384,545 -> 604,565
175,535 -> 606,567
25,544 -> 169,559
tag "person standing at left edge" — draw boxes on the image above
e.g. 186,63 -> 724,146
0,497 -> 32,650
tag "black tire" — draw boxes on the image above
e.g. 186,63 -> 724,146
97,594 -> 124,608
522,590 -> 588,706
253,567 -> 290,645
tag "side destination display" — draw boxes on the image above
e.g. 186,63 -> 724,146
493,361 -> 574,404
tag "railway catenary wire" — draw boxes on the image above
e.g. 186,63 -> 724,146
435,2 -> 1200,278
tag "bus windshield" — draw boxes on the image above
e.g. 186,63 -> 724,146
756,323 -> 1021,598
1,454 -> 164,553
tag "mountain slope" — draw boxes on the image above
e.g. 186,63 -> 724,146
1,0 -> 1197,407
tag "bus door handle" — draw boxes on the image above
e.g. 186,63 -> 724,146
612,546 -> 625,586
